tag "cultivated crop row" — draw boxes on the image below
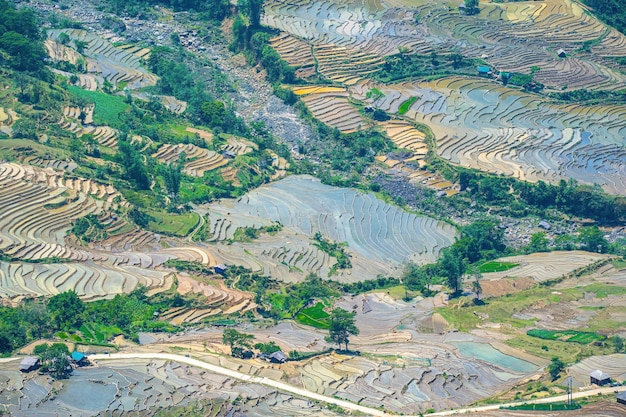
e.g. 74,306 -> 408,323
152,144 -> 228,177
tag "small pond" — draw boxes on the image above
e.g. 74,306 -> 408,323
56,369 -> 118,411
452,342 -> 537,373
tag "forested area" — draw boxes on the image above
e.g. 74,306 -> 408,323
102,0 -> 231,19
457,171 -> 626,223
0,1 -> 46,72
0,287 -> 186,355
583,0 -> 626,35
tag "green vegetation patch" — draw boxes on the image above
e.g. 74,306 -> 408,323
146,210 -> 200,237
230,222 -> 283,242
296,302 -> 330,329
398,97 -> 417,115
67,86 -> 130,127
503,402 -> 580,411
75,322 -> 120,346
313,232 -> 352,276
375,53 -> 485,83
478,261 -> 520,273
527,329 -> 606,344
438,287 -> 581,332
582,283 -> 626,298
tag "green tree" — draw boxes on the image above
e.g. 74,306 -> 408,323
254,341 -> 281,355
200,100 -> 226,129
222,328 -> 255,358
47,290 -> 84,330
612,335 -> 624,353
548,357 -> 565,381
162,163 -> 182,197
20,301 -> 51,340
463,0 -> 479,14
117,139 -> 151,190
37,343 -> 72,379
578,226 -> 608,253
58,32 -> 70,45
526,232 -> 550,253
469,267 -> 482,301
440,248 -> 465,294
325,308 -> 359,351
73,39 -> 88,54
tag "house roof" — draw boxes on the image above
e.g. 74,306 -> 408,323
590,369 -> 610,380
20,356 -> 39,366
269,351 -> 287,362
557,48 -> 566,56
71,351 -> 86,361
477,66 -> 491,73
19,356 -> 39,369
617,391 -> 626,401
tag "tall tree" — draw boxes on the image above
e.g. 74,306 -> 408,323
325,308 -> 359,351
548,357 -> 565,381
468,267 -> 482,301
440,248 -> 465,295
162,163 -> 182,197
222,328 -> 255,358
47,290 -> 84,330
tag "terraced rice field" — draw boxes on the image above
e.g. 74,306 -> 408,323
0,162 -> 182,300
202,175 -> 455,281
0,260 -> 172,301
47,29 -> 157,90
223,135 -> 257,156
0,162 -> 122,253
479,251 -> 610,283
270,33 -> 316,78
262,0 -> 626,193
262,0 -> 432,57
153,143 -> 228,176
299,91 -> 367,133
59,105 -> 119,147
264,0 -> 626,91
568,354 -> 626,387
280,293 -> 541,414
159,274 -> 256,322
379,120 -> 428,162
366,78 -> 626,194
0,358 -> 339,416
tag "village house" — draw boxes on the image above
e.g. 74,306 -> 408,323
18,356 -> 39,372
590,369 -> 611,386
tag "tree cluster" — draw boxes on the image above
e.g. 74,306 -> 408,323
459,171 -> 626,223
403,220 -> 506,295
0,288 -> 188,355
102,0 -> 231,19
582,0 -> 626,36
0,0 -> 47,72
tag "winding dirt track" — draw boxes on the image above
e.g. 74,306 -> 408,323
90,353 -> 626,416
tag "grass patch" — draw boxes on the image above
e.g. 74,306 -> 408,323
146,210 -> 200,237
503,402 -> 580,411
582,283 -> 626,298
377,285 -> 411,300
79,322 -> 123,345
398,97 -> 417,114
296,302 -> 330,329
438,287 -> 575,332
527,329 -> 605,344
612,259 -> 626,269
67,86 -> 130,127
506,334 -> 601,363
479,261 -> 520,273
